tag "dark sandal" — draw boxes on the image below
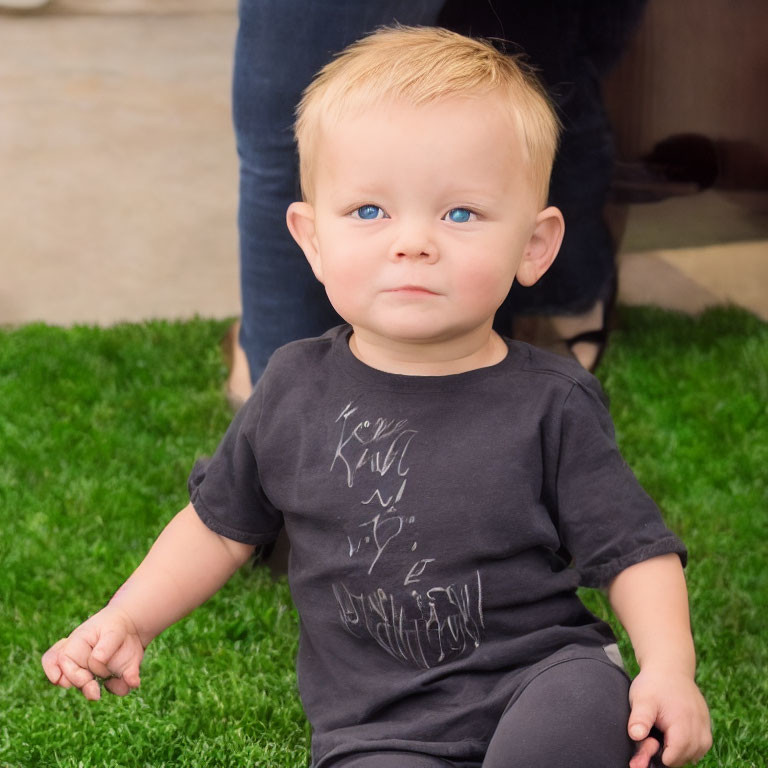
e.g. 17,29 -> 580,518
513,276 -> 617,373
563,275 -> 618,372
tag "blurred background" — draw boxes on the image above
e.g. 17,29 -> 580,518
1,0 -> 766,329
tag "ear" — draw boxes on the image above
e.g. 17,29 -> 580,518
286,202 -> 323,283
515,206 -> 565,287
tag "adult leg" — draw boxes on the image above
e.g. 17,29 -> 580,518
506,2 -> 648,372
508,59 -> 618,371
482,653 -> 635,768
233,0 -> 445,384
438,1 -> 647,369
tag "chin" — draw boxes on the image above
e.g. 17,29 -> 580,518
384,324 -> 467,345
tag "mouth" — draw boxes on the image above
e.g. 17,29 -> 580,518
385,285 -> 440,296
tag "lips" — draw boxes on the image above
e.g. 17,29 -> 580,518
385,285 -> 439,295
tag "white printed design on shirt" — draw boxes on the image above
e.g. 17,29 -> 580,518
329,401 -> 485,669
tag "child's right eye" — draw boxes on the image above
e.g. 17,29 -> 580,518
351,205 -> 386,220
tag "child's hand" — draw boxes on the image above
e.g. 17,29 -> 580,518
42,606 -> 145,701
627,667 -> 711,767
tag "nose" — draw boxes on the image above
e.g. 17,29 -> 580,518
388,219 -> 439,264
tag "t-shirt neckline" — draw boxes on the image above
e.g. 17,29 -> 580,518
330,324 -> 526,391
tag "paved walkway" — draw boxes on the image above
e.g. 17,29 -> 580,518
1,4 -> 239,325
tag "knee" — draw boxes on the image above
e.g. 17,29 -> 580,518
483,658 -> 634,768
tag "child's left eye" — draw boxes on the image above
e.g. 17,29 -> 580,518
444,208 -> 476,223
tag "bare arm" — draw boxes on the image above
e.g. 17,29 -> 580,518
608,553 -> 711,767
42,503 -> 256,700
109,503 -> 256,646
609,553 -> 696,677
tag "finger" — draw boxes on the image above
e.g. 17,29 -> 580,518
104,676 -> 132,697
661,723 -> 691,767
91,627 -> 126,669
59,647 -> 98,693
58,630 -> 114,694
81,678 -> 102,702
87,655 -> 111,680
628,700 -> 658,741
696,725 -> 713,761
119,659 -> 141,690
629,736 -> 661,768
100,639 -> 143,688
41,640 -> 67,685
661,728 -> 712,767
59,632 -> 96,671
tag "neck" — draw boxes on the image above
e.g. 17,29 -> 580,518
348,325 -> 508,376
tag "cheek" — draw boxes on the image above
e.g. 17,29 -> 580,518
449,228 -> 525,297
455,257 -> 518,310
318,256 -> 369,318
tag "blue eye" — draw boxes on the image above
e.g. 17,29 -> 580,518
353,205 -> 385,220
446,208 -> 475,223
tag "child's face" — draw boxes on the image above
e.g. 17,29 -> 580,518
288,94 -> 562,358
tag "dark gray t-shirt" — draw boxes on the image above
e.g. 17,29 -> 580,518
189,325 -> 685,766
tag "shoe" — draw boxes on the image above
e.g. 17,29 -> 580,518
513,277 -> 617,373
562,275 -> 617,372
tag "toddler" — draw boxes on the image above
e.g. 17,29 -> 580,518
43,26 -> 711,768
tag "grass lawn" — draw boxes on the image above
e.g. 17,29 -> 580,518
1,306 -> 766,767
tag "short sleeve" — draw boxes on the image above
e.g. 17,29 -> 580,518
188,383 -> 283,546
553,378 -> 686,587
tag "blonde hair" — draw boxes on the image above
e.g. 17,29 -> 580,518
294,25 -> 561,206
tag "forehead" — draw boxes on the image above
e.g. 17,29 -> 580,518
313,94 -> 529,190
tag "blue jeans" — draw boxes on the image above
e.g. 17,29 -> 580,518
234,1 -> 645,381
233,1 -> 445,383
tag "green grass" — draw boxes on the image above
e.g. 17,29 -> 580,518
0,307 -> 766,767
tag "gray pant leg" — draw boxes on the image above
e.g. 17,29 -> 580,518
326,752 -> 461,768
482,656 -> 635,768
